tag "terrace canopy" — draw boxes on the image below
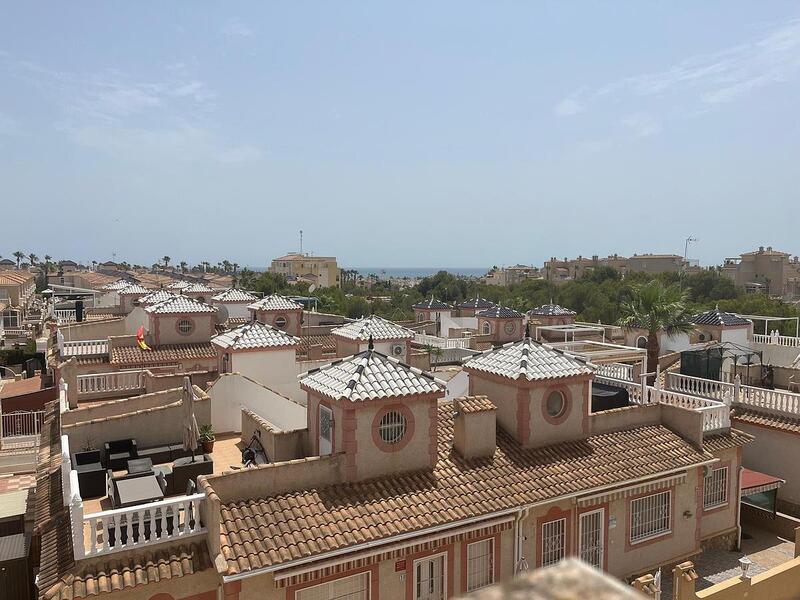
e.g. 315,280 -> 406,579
736,313 -> 799,337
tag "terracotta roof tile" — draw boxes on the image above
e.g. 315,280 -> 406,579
702,428 -> 754,452
110,343 -> 216,366
455,395 -> 497,413
301,350 -> 444,402
464,338 -> 592,381
731,407 -> 800,434
331,315 -> 414,341
44,543 -> 212,600
248,295 -> 303,312
212,320 -> 299,351
216,403 -> 713,575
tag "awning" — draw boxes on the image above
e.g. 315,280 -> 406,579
741,467 -> 785,497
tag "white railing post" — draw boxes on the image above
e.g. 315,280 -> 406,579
69,471 -> 86,559
733,375 -> 741,406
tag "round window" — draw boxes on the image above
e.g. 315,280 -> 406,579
177,319 -> 194,335
546,391 -> 566,418
274,315 -> 287,329
504,321 -> 516,335
378,411 -> 407,444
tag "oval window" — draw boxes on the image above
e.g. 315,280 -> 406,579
546,391 -> 566,418
378,411 -> 407,444
274,315 -> 287,328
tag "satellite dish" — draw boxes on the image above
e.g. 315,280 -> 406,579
215,305 -> 229,324
308,284 -> 317,293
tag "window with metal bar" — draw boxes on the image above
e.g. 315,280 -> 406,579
630,491 -> 671,543
704,467 -> 728,509
541,518 -> 566,567
466,539 -> 494,591
378,410 -> 406,444
295,572 -> 369,600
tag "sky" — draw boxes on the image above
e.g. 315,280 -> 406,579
1,2 -> 799,269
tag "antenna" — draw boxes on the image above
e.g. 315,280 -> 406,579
300,230 -> 303,255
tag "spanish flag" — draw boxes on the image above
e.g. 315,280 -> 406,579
136,326 -> 151,351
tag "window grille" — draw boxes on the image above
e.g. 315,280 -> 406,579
378,411 -> 406,444
704,467 -> 728,509
630,491 -> 671,543
541,518 -> 566,567
466,539 -> 494,591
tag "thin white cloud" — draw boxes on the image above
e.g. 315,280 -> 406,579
621,113 -> 662,138
0,111 -> 19,136
2,54 -> 262,164
554,18 -> 800,117
221,18 -> 254,39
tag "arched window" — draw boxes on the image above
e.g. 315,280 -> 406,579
417,312 -> 424,322
636,336 -> 647,349
482,322 -> 491,335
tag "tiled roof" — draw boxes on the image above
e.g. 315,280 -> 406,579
34,401 -> 75,600
110,343 -> 217,366
138,289 -> 178,306
182,282 -> 215,294
457,297 -> 496,310
167,280 -> 192,290
413,298 -> 452,310
464,338 -> 592,381
144,295 -> 217,315
702,429 -> 754,452
298,334 -> 337,353
331,315 -> 414,341
477,305 -> 524,319
44,543 -> 212,600
117,283 -> 151,296
217,404 -> 713,575
731,407 -> 800,434
248,295 -> 303,312
528,304 -> 576,317
212,320 -> 299,351
691,308 -> 751,327
301,350 -> 444,402
212,288 -> 258,303
455,395 -> 497,413
101,279 -> 133,291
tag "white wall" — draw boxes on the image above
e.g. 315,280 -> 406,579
213,301 -> 251,320
208,373 -> 307,434
660,332 -> 691,353
124,307 -> 148,335
96,291 -> 120,309
230,348 -> 304,403
443,370 -> 468,401
721,328 -> 750,347
440,315 -> 477,337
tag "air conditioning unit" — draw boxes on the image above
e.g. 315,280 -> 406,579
390,343 -> 405,357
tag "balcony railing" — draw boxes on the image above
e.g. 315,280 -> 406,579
414,333 -> 471,350
1,410 -> 44,439
81,494 -> 206,557
54,309 -> 77,323
62,339 -> 109,357
752,333 -> 800,348
76,371 -> 145,396
594,362 -> 634,382
665,371 -> 800,417
595,374 -> 728,432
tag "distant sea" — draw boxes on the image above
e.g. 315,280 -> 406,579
353,267 -> 487,278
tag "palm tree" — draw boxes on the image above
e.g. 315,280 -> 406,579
27,253 -> 38,267
43,255 -> 53,273
162,256 -> 171,269
180,261 -> 188,274
617,280 -> 695,384
13,251 -> 24,269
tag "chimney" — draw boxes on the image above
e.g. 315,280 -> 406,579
453,396 -> 497,460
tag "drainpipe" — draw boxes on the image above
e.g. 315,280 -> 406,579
513,507 -> 531,574
737,464 -> 744,551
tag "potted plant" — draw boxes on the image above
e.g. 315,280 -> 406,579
198,424 -> 215,453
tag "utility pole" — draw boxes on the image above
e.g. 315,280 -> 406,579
300,230 -> 303,255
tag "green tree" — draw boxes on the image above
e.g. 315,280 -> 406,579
12,250 -> 24,269
617,280 -> 695,383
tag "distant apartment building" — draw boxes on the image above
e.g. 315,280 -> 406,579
269,252 -> 340,288
544,253 -> 687,281
722,246 -> 800,300
484,264 -> 541,286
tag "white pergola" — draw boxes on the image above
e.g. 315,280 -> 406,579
547,340 -> 649,374
534,324 -> 606,343
736,314 -> 799,337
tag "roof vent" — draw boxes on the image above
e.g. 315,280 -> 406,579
453,396 -> 497,460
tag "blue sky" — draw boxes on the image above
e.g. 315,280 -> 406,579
1,3 -> 798,269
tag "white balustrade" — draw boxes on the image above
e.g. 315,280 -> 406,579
414,333 -> 471,350
595,362 -> 634,381
77,371 -> 145,396
595,375 -> 651,404
739,384 -> 800,416
62,339 -> 108,356
752,332 -> 800,348
2,328 -> 30,339
82,493 -> 206,556
54,309 -> 77,323
665,372 -> 735,403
